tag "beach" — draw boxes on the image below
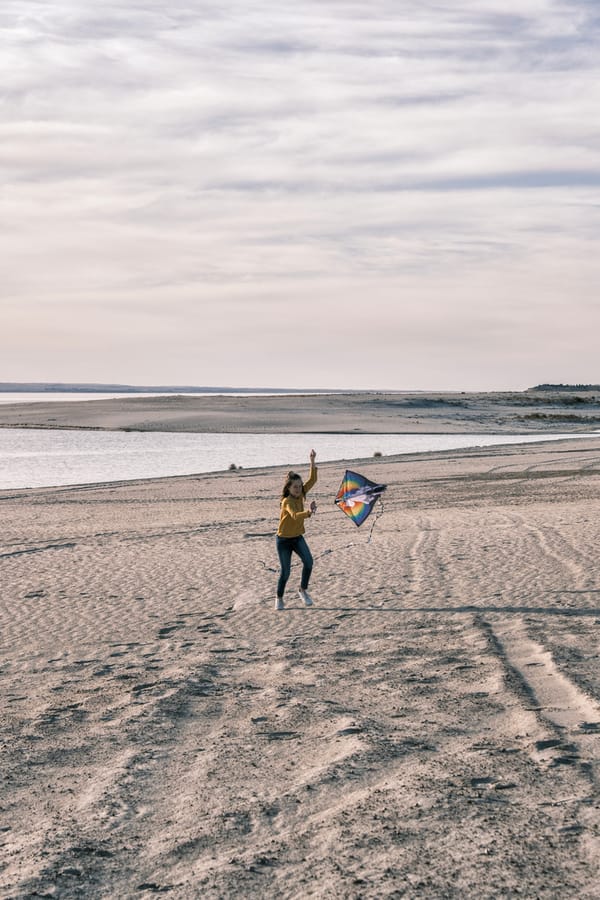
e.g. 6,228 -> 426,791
2,435 -> 600,897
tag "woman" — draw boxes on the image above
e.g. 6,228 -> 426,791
275,449 -> 318,610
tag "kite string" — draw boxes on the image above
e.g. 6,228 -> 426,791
258,539 -> 358,573
365,497 -> 384,543
258,497 -> 385,572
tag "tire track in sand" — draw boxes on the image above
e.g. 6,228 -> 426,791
402,516 -> 448,607
477,613 -> 600,859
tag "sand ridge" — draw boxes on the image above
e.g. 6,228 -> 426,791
2,438 -> 600,897
1,390 -> 600,433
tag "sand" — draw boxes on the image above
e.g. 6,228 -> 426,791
2,437 -> 600,898
1,390 -> 600,433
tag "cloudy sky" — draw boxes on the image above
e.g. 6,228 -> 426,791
2,0 -> 599,390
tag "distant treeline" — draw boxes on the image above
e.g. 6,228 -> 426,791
531,384 -> 600,392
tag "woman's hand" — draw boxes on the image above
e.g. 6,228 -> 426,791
309,448 -> 316,464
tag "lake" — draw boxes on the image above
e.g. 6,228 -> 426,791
1,428 -> 597,490
0,391 -> 311,405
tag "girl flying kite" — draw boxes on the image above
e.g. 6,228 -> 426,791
275,449 -> 317,610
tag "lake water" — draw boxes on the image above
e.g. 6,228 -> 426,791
0,391 -> 312,405
1,428 -> 597,490
0,392 -> 184,404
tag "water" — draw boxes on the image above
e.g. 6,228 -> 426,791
1,428 -> 597,490
0,391 -> 314,405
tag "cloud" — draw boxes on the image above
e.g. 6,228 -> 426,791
2,0 -> 599,388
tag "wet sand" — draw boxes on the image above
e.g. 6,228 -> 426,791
2,437 -> 600,897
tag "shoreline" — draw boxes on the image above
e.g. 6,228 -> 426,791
4,422 -> 599,437
2,434 -> 599,496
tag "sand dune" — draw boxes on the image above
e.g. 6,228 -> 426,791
2,438 -> 600,897
1,390 -> 600,433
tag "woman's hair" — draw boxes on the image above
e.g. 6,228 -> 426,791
281,470 -> 305,499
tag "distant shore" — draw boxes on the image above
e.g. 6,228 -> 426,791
1,390 -> 599,434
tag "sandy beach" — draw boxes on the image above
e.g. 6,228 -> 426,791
1,390 -> 600,434
2,435 -> 600,897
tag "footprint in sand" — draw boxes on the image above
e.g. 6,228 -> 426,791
93,665 -> 114,677
257,730 -> 301,741
196,623 -> 222,634
157,622 -> 185,638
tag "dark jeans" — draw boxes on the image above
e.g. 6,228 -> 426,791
276,535 -> 313,598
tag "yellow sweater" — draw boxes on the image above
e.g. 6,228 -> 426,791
277,466 -> 317,538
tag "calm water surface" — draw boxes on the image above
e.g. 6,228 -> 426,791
1,428 -> 597,490
0,391 -> 306,404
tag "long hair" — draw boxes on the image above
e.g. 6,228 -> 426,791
281,470 -> 305,499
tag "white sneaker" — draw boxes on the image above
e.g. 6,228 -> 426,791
298,589 -> 313,607
275,596 -> 285,611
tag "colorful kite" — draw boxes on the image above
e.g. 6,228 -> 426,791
335,470 -> 387,527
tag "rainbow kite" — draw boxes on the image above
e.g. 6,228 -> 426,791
335,470 -> 387,527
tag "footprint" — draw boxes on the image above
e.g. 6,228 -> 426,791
470,776 -> 495,788
257,731 -> 301,741
136,883 -> 173,893
535,738 -> 562,751
71,844 -> 113,859
196,624 -> 222,634
131,682 -> 159,695
158,623 -> 184,638
551,755 -> 580,767
336,726 -> 364,736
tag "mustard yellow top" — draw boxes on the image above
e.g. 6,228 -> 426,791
277,465 -> 318,538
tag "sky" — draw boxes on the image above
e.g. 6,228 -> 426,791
2,0 -> 599,391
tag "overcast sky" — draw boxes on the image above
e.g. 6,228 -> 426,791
2,0 -> 599,390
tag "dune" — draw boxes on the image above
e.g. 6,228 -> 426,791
1,390 -> 600,434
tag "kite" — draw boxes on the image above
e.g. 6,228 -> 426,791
335,470 -> 387,527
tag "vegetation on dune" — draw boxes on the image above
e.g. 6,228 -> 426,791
520,413 -> 600,422
530,384 -> 600,392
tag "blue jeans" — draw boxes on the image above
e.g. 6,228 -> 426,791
276,535 -> 313,598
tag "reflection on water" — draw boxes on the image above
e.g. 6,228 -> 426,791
0,428 -> 597,490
